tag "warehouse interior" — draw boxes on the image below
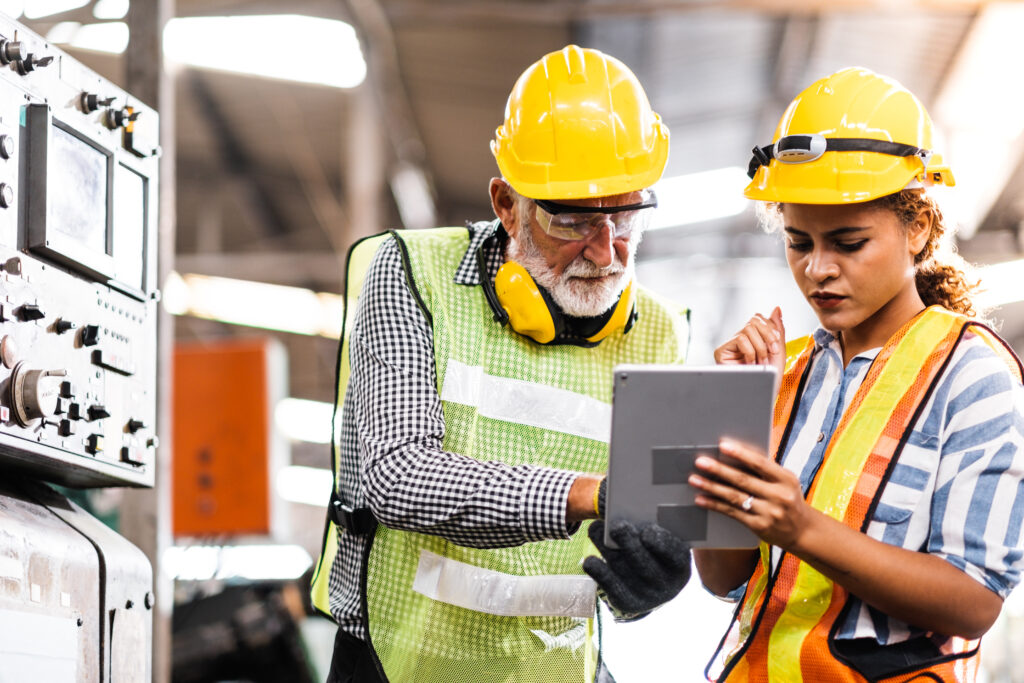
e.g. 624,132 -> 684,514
5,0 -> 1024,681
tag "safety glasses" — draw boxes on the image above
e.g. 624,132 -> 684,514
532,191 -> 658,242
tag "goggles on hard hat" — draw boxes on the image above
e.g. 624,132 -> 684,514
532,191 -> 658,241
746,134 -> 933,179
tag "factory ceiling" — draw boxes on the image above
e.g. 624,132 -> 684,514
18,1 -> 1024,400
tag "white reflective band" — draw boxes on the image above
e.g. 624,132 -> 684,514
440,359 -> 611,443
411,550 -> 597,618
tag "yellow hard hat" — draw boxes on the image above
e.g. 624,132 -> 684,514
491,45 -> 670,200
745,67 -> 955,204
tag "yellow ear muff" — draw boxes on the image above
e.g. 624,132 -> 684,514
494,261 -> 557,344
586,279 -> 636,343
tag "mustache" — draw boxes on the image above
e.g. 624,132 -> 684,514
562,257 -> 624,279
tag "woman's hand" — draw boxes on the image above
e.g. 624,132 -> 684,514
714,307 -> 786,378
689,437 -> 812,550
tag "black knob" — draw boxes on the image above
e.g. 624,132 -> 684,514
86,433 -> 104,454
16,54 -> 54,75
0,135 -> 14,160
80,93 -> 115,114
68,403 -> 83,420
127,418 -> 147,433
58,419 -> 75,437
17,304 -> 44,321
0,40 -> 26,64
55,318 -> 76,334
81,324 -> 101,347
60,380 -> 75,398
87,405 -> 110,421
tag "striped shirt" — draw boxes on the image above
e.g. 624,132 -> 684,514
774,326 -> 1024,644
327,222 -> 595,641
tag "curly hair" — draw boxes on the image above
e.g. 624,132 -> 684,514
757,189 -> 980,317
866,189 -> 979,316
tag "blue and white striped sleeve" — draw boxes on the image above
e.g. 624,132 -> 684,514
928,336 -> 1024,598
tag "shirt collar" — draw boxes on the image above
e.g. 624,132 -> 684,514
453,219 -> 504,286
812,327 -> 882,362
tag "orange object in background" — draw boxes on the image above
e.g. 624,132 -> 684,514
173,338 -> 287,538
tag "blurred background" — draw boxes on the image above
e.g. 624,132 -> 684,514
10,0 -> 1024,681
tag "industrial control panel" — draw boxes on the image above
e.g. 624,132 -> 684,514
0,15 -> 159,488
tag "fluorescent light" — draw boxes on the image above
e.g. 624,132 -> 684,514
163,15 -> 366,89
92,0 -> 127,20
163,544 -> 313,581
649,167 -> 750,230
275,398 -> 334,445
932,4 -> 1024,239
162,271 -> 343,338
276,465 -> 333,506
67,22 -> 128,54
976,258 -> 1024,308
45,21 -> 80,45
0,0 -> 23,18
24,0 -> 86,19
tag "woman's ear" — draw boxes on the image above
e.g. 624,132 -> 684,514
489,178 -> 519,239
908,207 -> 932,257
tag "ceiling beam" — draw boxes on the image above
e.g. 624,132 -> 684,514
175,252 -> 346,287
187,72 -> 291,238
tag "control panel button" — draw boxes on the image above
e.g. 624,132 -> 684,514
121,445 -> 144,466
0,135 -> 13,159
60,380 -> 75,398
54,397 -> 69,414
68,403 -> 83,421
54,318 -> 76,334
0,335 -> 17,368
80,92 -> 114,114
58,419 -> 75,437
86,434 -> 103,454
0,40 -> 26,64
9,364 -> 67,426
81,324 -> 101,347
0,183 -> 12,209
3,257 -> 20,275
16,303 -> 44,321
87,404 -> 110,421
127,418 -> 147,433
91,349 -> 134,375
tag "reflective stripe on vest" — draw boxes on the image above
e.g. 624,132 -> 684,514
709,307 -> 1023,683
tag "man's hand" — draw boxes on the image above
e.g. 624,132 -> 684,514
583,519 -> 691,617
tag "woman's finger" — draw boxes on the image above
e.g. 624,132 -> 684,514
690,457 -> 776,503
717,438 -> 780,480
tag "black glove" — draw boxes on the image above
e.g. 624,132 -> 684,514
582,519 -> 691,617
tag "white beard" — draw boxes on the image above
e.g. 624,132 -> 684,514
506,213 -> 638,318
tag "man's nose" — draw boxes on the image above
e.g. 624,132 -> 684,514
582,219 -> 615,269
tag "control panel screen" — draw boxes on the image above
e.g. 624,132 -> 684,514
113,163 -> 145,291
49,124 -> 109,256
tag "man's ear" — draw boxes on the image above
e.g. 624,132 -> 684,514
489,178 -> 519,239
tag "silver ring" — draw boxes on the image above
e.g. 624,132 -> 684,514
740,495 -> 755,511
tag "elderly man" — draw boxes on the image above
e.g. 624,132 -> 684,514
311,45 -> 692,683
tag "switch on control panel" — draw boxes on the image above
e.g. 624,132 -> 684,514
81,324 -> 101,347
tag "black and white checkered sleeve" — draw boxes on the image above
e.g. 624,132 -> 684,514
347,237 -> 578,548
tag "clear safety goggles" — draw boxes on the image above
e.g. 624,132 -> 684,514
532,190 -> 658,241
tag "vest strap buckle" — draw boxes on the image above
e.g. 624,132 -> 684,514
329,491 -> 378,535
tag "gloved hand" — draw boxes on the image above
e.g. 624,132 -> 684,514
582,519 -> 691,617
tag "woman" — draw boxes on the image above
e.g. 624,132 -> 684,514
693,67 -> 1024,682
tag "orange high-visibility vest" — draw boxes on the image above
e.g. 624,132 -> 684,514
708,307 -> 1024,683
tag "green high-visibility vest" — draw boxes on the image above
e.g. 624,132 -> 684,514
312,226 -> 690,682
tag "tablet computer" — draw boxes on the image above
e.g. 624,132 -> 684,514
604,364 -> 777,549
